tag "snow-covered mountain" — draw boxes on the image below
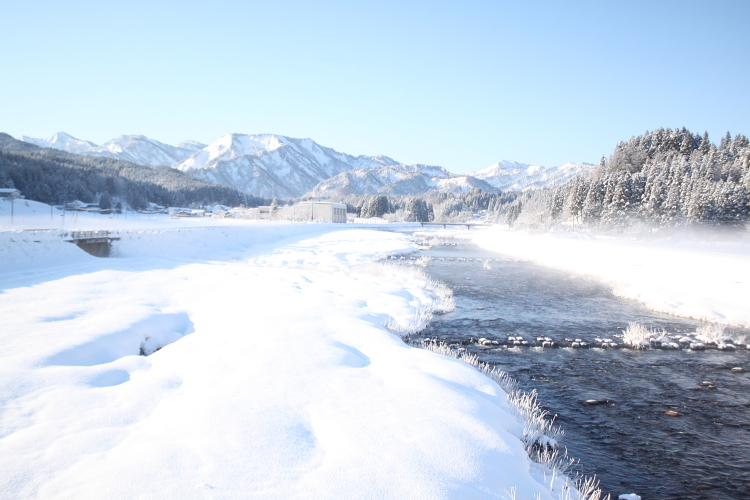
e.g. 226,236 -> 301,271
174,133 -> 401,198
19,132 -> 98,155
18,132 -> 593,198
470,160 -> 594,192
19,133 -> 200,166
305,164 -> 499,198
177,140 -> 208,152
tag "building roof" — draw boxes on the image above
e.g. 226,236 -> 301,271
0,188 -> 22,198
309,201 -> 346,207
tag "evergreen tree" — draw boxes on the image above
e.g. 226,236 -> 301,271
372,195 -> 389,218
99,192 -> 112,210
506,202 -> 522,228
699,132 -> 710,153
505,128 -> 750,227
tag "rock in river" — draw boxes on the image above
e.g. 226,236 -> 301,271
584,399 -> 615,406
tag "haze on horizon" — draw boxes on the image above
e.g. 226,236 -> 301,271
1,0 -> 748,173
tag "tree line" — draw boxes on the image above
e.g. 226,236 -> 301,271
341,190 -> 515,222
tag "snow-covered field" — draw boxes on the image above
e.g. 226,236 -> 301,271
0,201 -> 580,499
471,226 -> 750,329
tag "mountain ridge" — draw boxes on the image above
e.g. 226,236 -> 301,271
173,133 -> 402,198
0,133 -> 250,209
19,132 -> 200,167
306,164 -> 499,198
470,160 -> 594,192
19,132 -> 594,197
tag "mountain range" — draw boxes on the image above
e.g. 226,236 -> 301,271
0,133 -> 247,210
471,160 -> 593,192
173,133 -> 401,198
307,164 -> 498,197
20,132 -> 206,167
19,132 -> 593,198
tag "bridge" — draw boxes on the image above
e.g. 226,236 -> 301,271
65,230 -> 120,257
419,222 -> 492,229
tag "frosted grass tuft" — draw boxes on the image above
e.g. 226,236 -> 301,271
622,323 -> 654,349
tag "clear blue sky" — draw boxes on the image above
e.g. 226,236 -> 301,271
1,0 -> 748,173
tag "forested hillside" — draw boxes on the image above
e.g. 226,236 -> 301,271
0,133 -> 258,209
499,128 -> 750,228
343,190 -> 516,222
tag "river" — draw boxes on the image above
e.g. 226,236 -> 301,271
404,234 -> 750,500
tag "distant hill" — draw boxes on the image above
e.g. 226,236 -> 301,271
305,164 -> 499,198
20,132 -> 202,167
470,160 -> 594,191
0,133 -> 253,209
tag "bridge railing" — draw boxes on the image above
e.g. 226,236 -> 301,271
70,230 -> 110,240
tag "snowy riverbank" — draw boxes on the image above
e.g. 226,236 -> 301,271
471,226 -> 750,329
0,214 -> 584,499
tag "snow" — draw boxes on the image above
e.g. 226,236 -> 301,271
19,133 -> 198,166
471,161 -> 593,192
19,132 -> 99,154
471,226 -> 750,328
17,131 -> 591,198
307,164 -> 497,198
0,204 -> 575,500
177,133 -> 286,171
174,133 -> 403,197
18,131 -> 403,196
177,140 -> 208,152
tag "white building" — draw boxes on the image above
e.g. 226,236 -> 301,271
257,206 -> 272,219
303,202 -> 347,223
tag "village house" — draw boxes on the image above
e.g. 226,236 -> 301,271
0,188 -> 23,199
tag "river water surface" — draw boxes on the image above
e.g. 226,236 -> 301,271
405,235 -> 750,500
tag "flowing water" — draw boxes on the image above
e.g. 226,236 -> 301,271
402,236 -> 750,500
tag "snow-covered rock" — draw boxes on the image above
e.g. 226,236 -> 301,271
174,133 -> 402,198
471,160 -> 594,192
306,164 -> 498,198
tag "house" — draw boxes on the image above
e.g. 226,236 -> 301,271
257,206 -> 272,219
0,188 -> 22,199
